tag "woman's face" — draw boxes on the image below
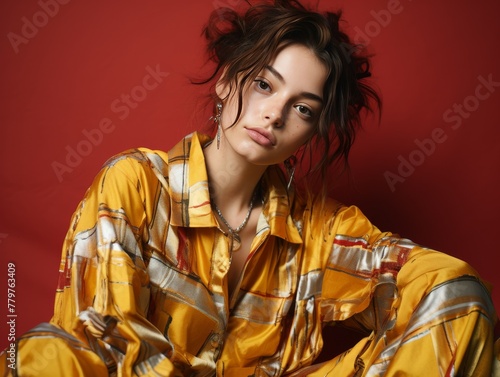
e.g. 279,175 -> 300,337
218,43 -> 328,166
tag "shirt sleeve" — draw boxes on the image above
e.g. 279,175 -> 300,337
322,206 -> 487,331
319,204 -> 497,375
50,150 -> 181,377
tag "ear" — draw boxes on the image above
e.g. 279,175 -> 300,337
215,67 -> 230,100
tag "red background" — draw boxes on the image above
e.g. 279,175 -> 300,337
1,0 -> 499,354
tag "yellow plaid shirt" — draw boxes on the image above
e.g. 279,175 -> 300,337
10,132 -> 496,376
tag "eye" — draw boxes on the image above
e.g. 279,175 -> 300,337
254,79 -> 271,92
295,105 -> 313,118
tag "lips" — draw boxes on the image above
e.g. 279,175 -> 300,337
245,127 -> 276,147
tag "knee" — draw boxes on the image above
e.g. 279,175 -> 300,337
3,325 -> 108,377
399,248 -> 482,295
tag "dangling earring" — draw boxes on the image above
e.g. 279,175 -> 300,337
214,102 -> 222,149
284,155 -> 297,191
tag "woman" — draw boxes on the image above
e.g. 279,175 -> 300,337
2,0 -> 498,376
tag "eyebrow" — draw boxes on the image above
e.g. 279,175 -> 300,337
264,65 -> 324,104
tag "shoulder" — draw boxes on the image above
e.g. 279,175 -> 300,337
99,132 -> 209,178
299,193 -> 390,244
88,132 -> 210,198
98,147 -> 170,182
102,147 -> 168,171
77,147 -> 172,203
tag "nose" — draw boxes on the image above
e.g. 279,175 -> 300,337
263,101 -> 284,128
265,113 -> 283,128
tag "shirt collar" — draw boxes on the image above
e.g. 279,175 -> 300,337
164,132 -> 302,243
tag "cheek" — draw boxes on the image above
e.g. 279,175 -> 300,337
290,123 -> 314,145
222,89 -> 256,127
221,98 -> 241,127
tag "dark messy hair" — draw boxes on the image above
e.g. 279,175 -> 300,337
198,0 -> 380,188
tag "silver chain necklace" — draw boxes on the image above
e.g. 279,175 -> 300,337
212,191 -> 257,251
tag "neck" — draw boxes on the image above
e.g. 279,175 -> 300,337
203,139 -> 266,211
